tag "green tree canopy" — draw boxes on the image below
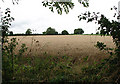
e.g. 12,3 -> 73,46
25,28 -> 32,35
43,27 -> 58,35
61,30 -> 69,35
74,28 -> 84,34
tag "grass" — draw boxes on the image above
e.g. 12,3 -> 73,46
4,52 -> 111,82
9,55 -> 100,82
10,55 -> 75,82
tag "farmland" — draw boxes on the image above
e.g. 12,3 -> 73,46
9,35 -> 115,58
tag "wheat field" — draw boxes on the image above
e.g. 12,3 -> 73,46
9,35 -> 115,62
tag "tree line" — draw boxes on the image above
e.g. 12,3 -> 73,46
42,27 -> 84,35
8,27 -> 85,35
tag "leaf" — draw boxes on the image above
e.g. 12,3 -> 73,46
87,18 -> 92,22
83,56 -> 88,61
8,14 -> 10,17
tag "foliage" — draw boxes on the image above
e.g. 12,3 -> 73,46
2,38 -> 28,82
42,0 -> 89,15
61,30 -> 69,35
42,1 -> 74,15
1,8 -> 14,43
74,28 -> 84,34
25,28 -> 32,35
1,8 -> 28,83
31,55 -> 73,82
43,27 -> 58,35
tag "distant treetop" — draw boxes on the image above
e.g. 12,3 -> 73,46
61,30 -> 69,35
74,28 -> 84,34
43,27 -> 58,35
25,28 -> 32,35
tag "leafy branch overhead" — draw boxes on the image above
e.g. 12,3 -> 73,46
42,0 -> 89,15
42,1 -> 74,15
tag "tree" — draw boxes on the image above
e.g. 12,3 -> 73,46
25,28 -> 32,35
43,27 -> 58,35
61,30 -> 69,35
74,28 -> 84,34
9,31 -> 13,36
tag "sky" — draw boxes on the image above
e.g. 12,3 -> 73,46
0,0 -> 120,34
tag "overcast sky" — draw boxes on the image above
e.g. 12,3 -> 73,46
0,0 -> 120,34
